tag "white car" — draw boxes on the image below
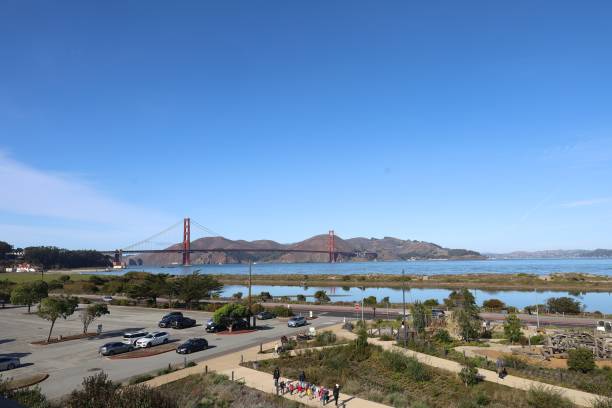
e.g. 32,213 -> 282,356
101,296 -> 113,302
135,331 -> 169,348
122,331 -> 149,346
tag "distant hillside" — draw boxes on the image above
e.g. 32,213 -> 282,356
130,235 -> 483,265
486,249 -> 612,259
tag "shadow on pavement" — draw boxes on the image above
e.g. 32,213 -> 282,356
0,339 -> 15,345
87,328 -> 146,341
0,352 -> 31,359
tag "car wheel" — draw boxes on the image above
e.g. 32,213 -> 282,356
7,364 -> 15,370
163,338 -> 168,344
146,343 -> 152,348
128,347 -> 134,352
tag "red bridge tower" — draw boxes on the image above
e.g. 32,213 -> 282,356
183,218 -> 191,265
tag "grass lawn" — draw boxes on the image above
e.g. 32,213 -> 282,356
0,272 -> 95,284
157,372 -> 304,408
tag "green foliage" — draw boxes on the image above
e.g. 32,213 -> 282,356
458,360 -> 480,386
80,303 -> 110,334
212,302 -> 249,324
567,348 -> 596,373
455,309 -> 480,341
529,334 -> 546,345
411,301 -> 428,334
176,272 -> 223,308
259,291 -> 272,301
433,329 -> 453,344
10,281 -> 48,313
380,350 -> 430,381
64,371 -> 176,408
546,297 -> 582,314
128,374 -> 155,384
363,295 -> 377,306
37,296 -> 79,342
271,305 -> 293,317
592,397 -> 612,408
296,294 -> 306,302
0,375 -> 50,408
24,246 -> 111,269
232,291 -> 243,299
314,290 -> 330,302
503,314 -> 523,344
526,386 -> 574,408
482,298 -> 506,309
423,298 -> 439,307
0,241 -> 13,259
314,330 -> 337,346
354,328 -> 369,350
0,279 -> 15,306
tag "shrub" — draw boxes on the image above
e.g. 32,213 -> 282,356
526,385 -> 573,408
423,298 -> 439,307
503,314 -> 523,344
433,329 -> 453,344
314,331 -> 337,346
458,361 -> 480,386
529,334 -> 546,345
232,292 -> 243,299
592,397 -> 612,408
314,290 -> 330,302
129,374 -> 154,384
380,350 -> 430,381
568,348 -> 596,373
271,305 -> 294,317
546,297 -> 581,314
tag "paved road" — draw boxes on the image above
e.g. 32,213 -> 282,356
0,304 -> 342,401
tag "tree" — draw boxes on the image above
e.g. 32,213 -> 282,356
296,294 -> 306,302
411,301 -> 428,335
0,279 -> 14,308
10,281 -> 48,313
125,274 -> 168,305
24,246 -> 111,269
455,309 -> 480,341
482,299 -> 506,310
232,292 -> 243,299
503,314 -> 523,344
0,241 -> 13,259
314,290 -> 330,303
80,303 -> 110,334
567,348 -> 596,373
37,296 -> 78,342
458,360 -> 480,386
546,297 -> 581,314
176,272 -> 223,308
363,296 -> 377,318
212,303 -> 250,331
423,298 -> 439,307
354,327 -> 368,351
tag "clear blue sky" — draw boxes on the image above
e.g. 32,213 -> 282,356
1,1 -> 611,252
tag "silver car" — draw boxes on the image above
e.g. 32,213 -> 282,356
0,356 -> 20,371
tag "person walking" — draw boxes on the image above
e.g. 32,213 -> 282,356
298,370 -> 306,387
496,357 -> 505,379
273,367 -> 281,388
333,384 -> 340,406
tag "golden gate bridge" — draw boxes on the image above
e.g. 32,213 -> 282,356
101,218 -> 377,266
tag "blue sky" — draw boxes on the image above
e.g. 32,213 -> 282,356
1,1 -> 612,252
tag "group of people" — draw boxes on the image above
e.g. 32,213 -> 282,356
273,368 -> 341,406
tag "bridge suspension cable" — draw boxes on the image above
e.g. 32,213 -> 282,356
122,220 -> 183,251
191,219 -> 223,237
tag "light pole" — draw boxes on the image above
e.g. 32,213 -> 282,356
248,261 -> 253,327
402,269 -> 407,347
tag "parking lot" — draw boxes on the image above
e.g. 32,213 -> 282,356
0,303 -> 341,400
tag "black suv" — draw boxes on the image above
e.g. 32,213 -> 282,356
158,315 -> 182,328
176,338 -> 208,354
205,319 -> 226,333
171,316 -> 196,329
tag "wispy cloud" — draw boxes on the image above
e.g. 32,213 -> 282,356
560,197 -> 612,208
0,151 -> 175,247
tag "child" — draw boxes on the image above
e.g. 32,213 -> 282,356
279,380 -> 286,395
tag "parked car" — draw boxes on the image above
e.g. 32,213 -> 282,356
230,319 -> 249,331
162,311 -> 183,320
99,342 -> 133,356
431,309 -> 445,319
135,331 -> 169,348
205,319 -> 227,333
0,356 -> 20,371
170,316 -> 196,329
122,331 -> 149,346
176,338 -> 208,354
287,316 -> 307,327
158,315 -> 181,328
101,296 -> 113,302
256,311 -> 276,320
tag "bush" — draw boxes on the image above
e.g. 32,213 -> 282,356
529,334 -> 546,345
526,386 -> 573,408
458,361 -> 480,386
314,331 -> 337,346
546,297 -> 581,314
568,348 -> 596,373
592,397 -> 612,408
271,305 -> 294,317
433,329 -> 453,344
129,374 -> 154,384
380,350 -> 430,381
